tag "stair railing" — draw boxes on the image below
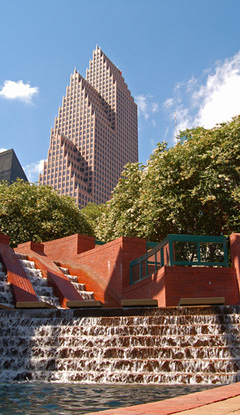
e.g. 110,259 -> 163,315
130,234 -> 229,285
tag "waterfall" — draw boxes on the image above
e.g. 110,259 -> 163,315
1,306 -> 240,384
59,266 -> 95,301
0,263 -> 13,308
19,257 -> 60,308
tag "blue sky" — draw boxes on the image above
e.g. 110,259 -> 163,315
1,0 -> 240,181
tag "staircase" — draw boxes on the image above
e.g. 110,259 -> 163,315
17,255 -> 60,308
59,266 -> 95,301
1,306 -> 240,384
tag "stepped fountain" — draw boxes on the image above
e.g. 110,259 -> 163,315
1,303 -> 240,384
1,233 -> 240,386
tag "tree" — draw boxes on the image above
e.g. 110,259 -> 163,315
0,180 -> 93,247
95,116 -> 240,242
95,163 -> 144,242
142,119 -> 240,241
81,202 -> 105,235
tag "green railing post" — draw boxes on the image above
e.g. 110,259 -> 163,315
169,236 -> 174,266
223,238 -> 229,267
197,241 -> 201,263
161,247 -> 164,267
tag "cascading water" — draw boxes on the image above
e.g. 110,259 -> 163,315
0,263 -> 13,308
59,267 -> 95,301
1,306 -> 240,384
15,255 -> 96,307
18,256 -> 60,308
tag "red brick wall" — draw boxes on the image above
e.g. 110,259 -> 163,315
123,267 -> 166,307
0,234 -> 10,245
230,233 -> 240,295
12,232 -> 240,308
164,266 -> 239,306
124,265 -> 239,306
0,236 -> 38,304
60,236 -> 146,307
43,234 -> 95,261
15,241 -> 44,254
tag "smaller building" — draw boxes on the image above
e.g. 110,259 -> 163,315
0,149 -> 28,183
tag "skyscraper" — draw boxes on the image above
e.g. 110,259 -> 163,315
39,47 -> 138,207
0,149 -> 28,183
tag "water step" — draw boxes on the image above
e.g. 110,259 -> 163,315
58,266 -> 95,300
0,304 -> 13,309
18,258 -> 60,308
2,369 -> 239,384
1,309 -> 240,384
1,344 -> 239,360
0,263 -> 13,308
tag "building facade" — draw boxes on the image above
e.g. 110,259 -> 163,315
0,149 -> 28,183
39,47 -> 138,207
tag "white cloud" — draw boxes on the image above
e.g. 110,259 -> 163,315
152,102 -> 159,113
24,159 -> 45,182
163,98 -> 174,109
135,94 -> 149,119
135,94 -> 160,120
164,50 -> 240,139
0,148 -> 7,153
0,80 -> 39,103
194,54 -> 240,128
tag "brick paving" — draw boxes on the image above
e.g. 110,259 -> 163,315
85,383 -> 240,415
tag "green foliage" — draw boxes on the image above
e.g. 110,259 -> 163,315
81,202 -> 105,234
95,163 -> 144,241
0,180 -> 93,247
96,116 -> 240,242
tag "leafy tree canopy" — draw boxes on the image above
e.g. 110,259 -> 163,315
81,202 -> 105,233
0,180 -> 93,247
95,163 -> 144,241
96,116 -> 240,242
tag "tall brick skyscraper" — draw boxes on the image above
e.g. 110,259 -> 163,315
39,47 -> 138,207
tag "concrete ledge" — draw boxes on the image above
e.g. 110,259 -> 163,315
66,300 -> 103,308
178,297 -> 225,306
121,299 -> 158,307
16,301 -> 57,309
0,303 -> 13,309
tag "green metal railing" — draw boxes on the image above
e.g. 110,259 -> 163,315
95,240 -> 106,246
95,240 -> 159,249
130,234 -> 229,285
